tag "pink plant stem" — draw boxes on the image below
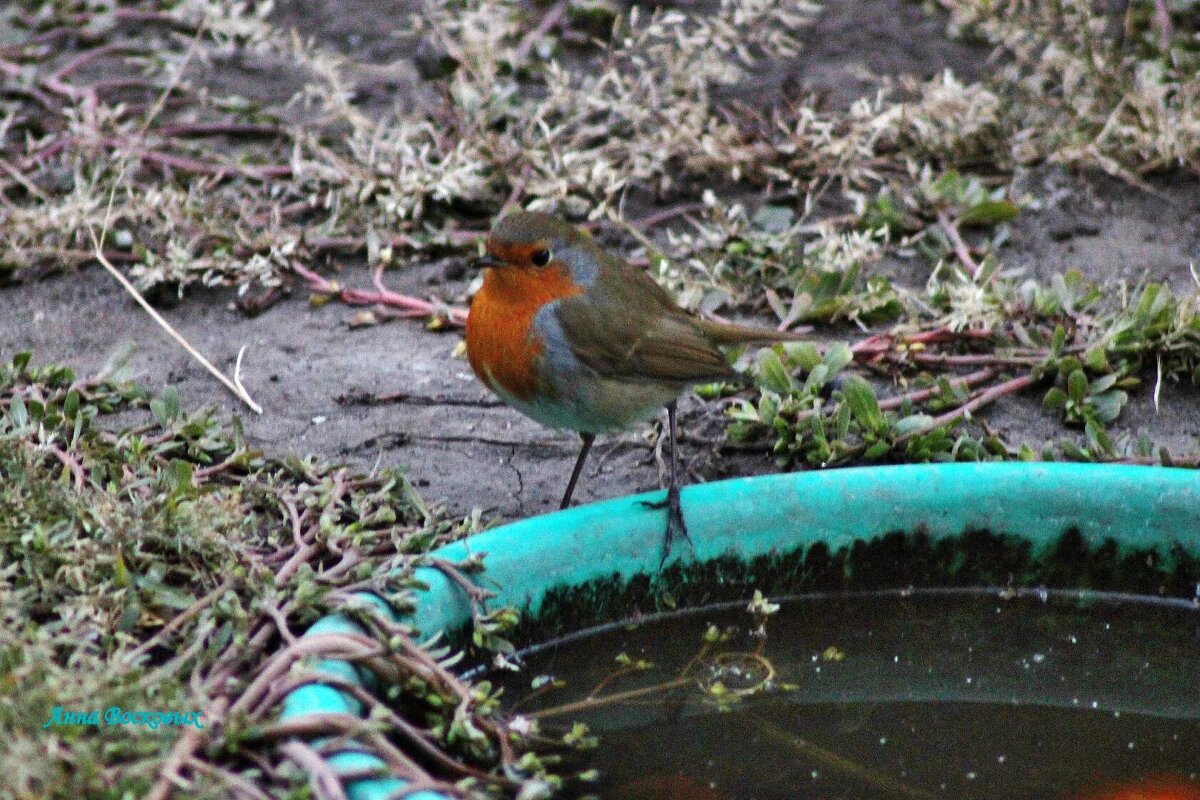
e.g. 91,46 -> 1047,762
909,351 -> 1039,367
44,444 -> 86,491
852,326 -> 995,357
19,136 -> 74,170
91,77 -> 163,94
937,209 -> 982,278
1152,0 -> 1172,51
290,263 -> 468,326
899,373 -> 1036,443
157,123 -> 285,138
50,42 -> 124,81
628,201 -> 710,230
308,234 -> 417,254
107,141 -> 293,180
113,8 -> 191,26
445,228 -> 487,244
877,368 -> 995,411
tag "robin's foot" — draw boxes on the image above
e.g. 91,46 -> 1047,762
640,485 -> 691,564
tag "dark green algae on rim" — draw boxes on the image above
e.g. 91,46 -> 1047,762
280,463 -> 1200,800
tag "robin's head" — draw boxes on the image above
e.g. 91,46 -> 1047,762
472,212 -> 599,286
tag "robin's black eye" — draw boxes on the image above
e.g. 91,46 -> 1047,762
530,248 -> 551,267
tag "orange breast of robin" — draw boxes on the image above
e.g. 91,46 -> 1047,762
466,262 -> 584,401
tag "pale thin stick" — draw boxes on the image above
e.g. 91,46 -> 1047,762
87,233 -> 263,414
234,345 -> 255,407
1153,354 -> 1163,414
84,16 -> 263,415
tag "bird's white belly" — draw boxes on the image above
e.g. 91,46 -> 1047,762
489,370 -> 681,435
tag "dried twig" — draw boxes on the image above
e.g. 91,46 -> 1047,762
937,209 -> 982,278
122,579 -> 235,668
278,741 -> 352,800
515,0 -> 569,63
184,757 -> 275,800
147,696 -> 230,800
88,236 -> 264,414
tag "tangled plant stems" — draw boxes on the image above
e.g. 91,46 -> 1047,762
0,354 -> 582,800
4,0 -> 1192,295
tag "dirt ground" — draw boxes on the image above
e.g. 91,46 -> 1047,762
3,0 -> 1198,522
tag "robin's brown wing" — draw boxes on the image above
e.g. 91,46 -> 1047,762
551,253 -> 737,385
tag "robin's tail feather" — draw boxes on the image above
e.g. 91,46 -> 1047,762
693,317 -> 806,346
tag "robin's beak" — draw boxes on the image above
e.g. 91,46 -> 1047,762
471,253 -> 504,270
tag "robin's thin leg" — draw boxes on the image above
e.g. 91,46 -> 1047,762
560,432 -> 595,510
639,401 -> 691,562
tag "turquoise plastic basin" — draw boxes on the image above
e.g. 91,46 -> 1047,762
278,463 -> 1200,799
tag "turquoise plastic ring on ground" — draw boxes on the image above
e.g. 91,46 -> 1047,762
278,463 -> 1200,799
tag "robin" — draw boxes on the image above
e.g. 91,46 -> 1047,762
465,211 -> 800,559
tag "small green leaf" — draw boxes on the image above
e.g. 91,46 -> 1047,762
803,363 -> 829,393
1059,440 -> 1091,461
113,549 -> 130,587
841,376 -> 885,434
63,389 -> 80,420
782,341 -> 822,372
833,402 -> 851,440
959,199 -> 1020,227
1067,369 -> 1088,404
1043,387 -> 1068,409
1050,325 -> 1066,357
141,581 -> 195,611
150,398 -> 168,427
163,387 -> 180,420
1084,348 -> 1109,371
1059,356 -> 1083,377
864,441 -> 891,459
9,396 -> 28,428
116,601 -> 141,633
1085,418 -> 1114,455
1089,390 -> 1127,424
894,414 -> 933,435
757,392 -> 779,424
823,342 -> 853,374
756,350 -> 793,393
166,459 -> 195,494
1090,373 -> 1118,394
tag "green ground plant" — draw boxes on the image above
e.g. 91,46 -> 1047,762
0,352 -> 583,800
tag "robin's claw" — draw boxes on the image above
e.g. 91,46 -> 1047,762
642,485 -> 691,566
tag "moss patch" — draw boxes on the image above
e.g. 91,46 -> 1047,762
512,527 -> 1200,645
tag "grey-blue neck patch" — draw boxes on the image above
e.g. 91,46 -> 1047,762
554,244 -> 599,288
531,301 -> 584,377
